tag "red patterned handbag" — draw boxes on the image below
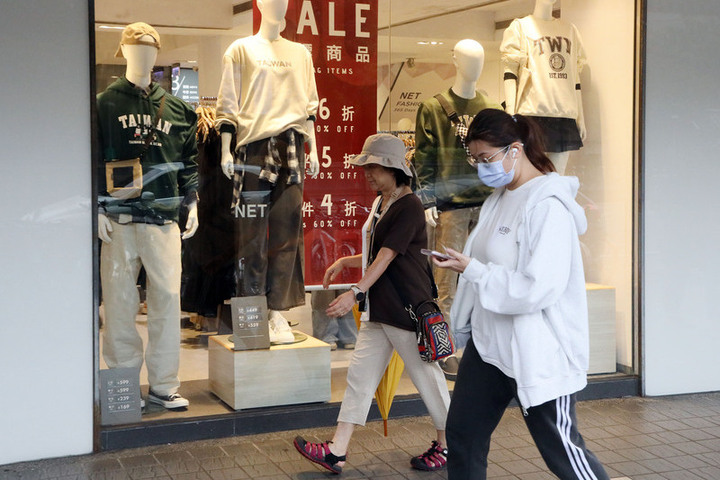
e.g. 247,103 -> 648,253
386,259 -> 456,363
408,300 -> 455,363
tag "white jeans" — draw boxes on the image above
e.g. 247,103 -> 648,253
338,321 -> 450,430
101,221 -> 182,395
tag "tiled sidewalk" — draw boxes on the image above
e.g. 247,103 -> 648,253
3,393 -> 720,479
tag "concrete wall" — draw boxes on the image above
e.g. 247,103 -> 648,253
643,0 -> 720,395
0,1 -> 94,464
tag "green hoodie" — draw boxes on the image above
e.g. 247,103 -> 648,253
97,77 -> 198,223
413,88 -> 501,210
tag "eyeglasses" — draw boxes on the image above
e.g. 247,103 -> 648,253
466,145 -> 511,167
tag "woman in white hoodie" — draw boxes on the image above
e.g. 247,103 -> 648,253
434,109 -> 609,480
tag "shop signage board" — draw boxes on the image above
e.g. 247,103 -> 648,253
378,63 -> 459,131
171,66 -> 199,105
99,367 -> 142,425
230,295 -> 270,350
255,0 -> 379,287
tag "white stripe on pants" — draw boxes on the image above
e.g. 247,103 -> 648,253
338,321 -> 450,429
101,221 -> 182,396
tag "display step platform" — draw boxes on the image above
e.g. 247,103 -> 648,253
586,283 -> 617,374
99,374 -> 639,451
209,333 -> 331,410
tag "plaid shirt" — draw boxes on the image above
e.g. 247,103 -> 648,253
231,129 -> 303,213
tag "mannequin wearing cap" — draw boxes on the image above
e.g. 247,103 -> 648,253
99,29 -> 198,242
215,0 -> 320,343
501,0 -> 587,174
97,22 -> 199,410
413,39 -> 502,335
293,134 -> 450,474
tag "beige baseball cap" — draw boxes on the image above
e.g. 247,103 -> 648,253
115,22 -> 161,58
350,133 -> 412,177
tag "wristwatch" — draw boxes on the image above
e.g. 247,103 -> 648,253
350,285 -> 365,303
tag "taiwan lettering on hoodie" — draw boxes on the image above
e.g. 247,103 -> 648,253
97,76 -> 198,223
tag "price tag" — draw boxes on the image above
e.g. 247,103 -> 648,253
99,367 -> 142,425
231,296 -> 270,350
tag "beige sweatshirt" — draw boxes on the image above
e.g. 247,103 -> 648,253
216,34 -> 319,146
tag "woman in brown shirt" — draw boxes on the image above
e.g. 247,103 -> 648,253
293,134 -> 451,474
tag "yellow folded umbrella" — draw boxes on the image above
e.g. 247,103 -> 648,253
353,305 -> 405,436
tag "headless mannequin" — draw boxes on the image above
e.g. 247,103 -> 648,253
502,0 -> 585,174
424,39 -> 485,227
98,37 -> 199,243
219,0 -> 319,180
218,0 -> 319,331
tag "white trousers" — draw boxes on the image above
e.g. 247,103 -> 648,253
101,221 -> 182,395
338,321 -> 450,430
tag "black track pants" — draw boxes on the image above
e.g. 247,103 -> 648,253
446,339 -> 609,480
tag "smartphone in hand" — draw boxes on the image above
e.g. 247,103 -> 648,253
421,248 -> 453,261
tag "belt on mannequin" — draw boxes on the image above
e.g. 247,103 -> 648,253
106,213 -> 173,226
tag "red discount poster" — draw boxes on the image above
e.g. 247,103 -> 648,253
254,0 -> 379,288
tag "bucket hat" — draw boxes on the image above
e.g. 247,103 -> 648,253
350,133 -> 412,177
115,22 -> 161,58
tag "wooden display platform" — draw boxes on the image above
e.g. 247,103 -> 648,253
208,334 -> 331,410
586,283 -> 617,374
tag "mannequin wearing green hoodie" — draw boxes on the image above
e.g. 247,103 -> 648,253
96,24 -> 198,410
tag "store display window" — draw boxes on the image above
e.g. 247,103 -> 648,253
93,0 -> 638,431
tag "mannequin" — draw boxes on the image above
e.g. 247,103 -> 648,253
215,0 -> 319,344
97,23 -> 199,410
98,35 -> 198,241
422,39 -> 491,228
413,39 -> 502,358
501,0 -> 587,174
218,0 -> 319,179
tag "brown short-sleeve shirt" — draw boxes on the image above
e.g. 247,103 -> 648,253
368,194 -> 433,331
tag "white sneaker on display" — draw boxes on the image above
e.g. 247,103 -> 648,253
269,310 -> 295,344
147,390 -> 190,409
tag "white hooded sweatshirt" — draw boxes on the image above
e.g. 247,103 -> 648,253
450,173 -> 589,409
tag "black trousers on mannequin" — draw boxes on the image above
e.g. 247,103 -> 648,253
234,133 -> 305,311
446,339 -> 609,480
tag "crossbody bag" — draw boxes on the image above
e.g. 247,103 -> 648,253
385,259 -> 455,363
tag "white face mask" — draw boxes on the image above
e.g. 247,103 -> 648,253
476,146 -> 517,188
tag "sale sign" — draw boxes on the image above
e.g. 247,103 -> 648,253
254,0 -> 379,287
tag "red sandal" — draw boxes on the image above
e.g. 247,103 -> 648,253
293,436 -> 346,474
410,440 -> 447,471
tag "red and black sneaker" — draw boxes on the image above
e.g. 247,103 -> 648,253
410,440 -> 447,471
293,436 -> 346,474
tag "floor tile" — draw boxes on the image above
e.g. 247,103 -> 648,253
6,394 -> 720,480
